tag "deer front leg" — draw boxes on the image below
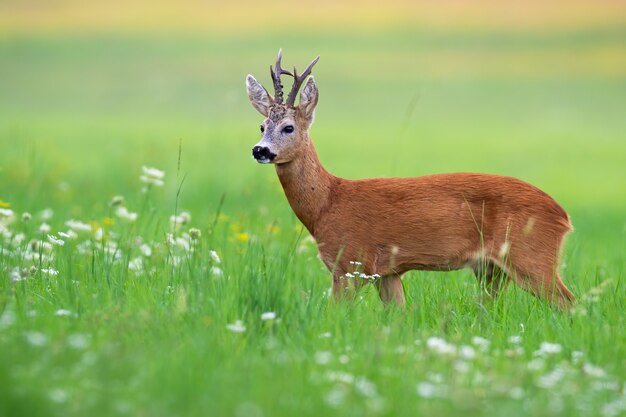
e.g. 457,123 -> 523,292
473,261 -> 510,300
375,274 -> 406,308
332,271 -> 368,301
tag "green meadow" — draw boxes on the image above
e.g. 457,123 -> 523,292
1,12 -> 625,417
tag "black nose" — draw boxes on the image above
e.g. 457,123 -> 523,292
252,146 -> 276,161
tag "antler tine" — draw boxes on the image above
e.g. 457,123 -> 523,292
269,48 -> 293,104
285,55 -> 320,107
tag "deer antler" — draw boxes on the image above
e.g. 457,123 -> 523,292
286,55 -> 320,107
270,49 -> 293,105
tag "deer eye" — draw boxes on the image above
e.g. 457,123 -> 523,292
282,125 -> 294,134
260,125 -> 265,133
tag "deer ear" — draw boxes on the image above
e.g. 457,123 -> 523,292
246,75 -> 273,116
299,76 -> 319,122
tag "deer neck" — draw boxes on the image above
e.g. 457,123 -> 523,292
275,138 -> 334,235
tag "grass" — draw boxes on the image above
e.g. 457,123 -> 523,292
1,18 -> 625,417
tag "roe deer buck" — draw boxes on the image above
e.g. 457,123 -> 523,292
246,50 -> 575,309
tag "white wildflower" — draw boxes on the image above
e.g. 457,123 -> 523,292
140,166 -> 165,186
508,335 -> 522,344
48,388 -> 68,403
23,252 -> 52,264
0,208 -> 14,216
10,268 -> 25,282
31,239 -> 53,253
319,332 -> 332,339
453,360 -> 470,373
116,206 -> 137,222
39,223 -> 51,233
426,337 -> 456,355
210,250 -> 221,263
226,320 -> 246,333
21,212 -> 32,222
47,234 -> 65,246
261,312 -> 277,321
0,223 -> 11,239
175,236 -> 190,251
339,355 -> 350,364
534,342 -> 562,356
0,209 -> 15,226
39,208 -> 54,220
24,331 -> 48,346
65,219 -> 92,232
315,351 -> 332,365
471,336 -> 490,350
583,363 -> 606,378
55,309 -> 72,317
12,232 -> 26,245
189,228 -> 201,240
325,384 -> 348,408
75,240 -> 91,255
417,382 -> 437,398
572,351 -> 584,362
110,195 -> 125,206
0,309 -> 16,329
602,398 -> 626,417
210,266 -> 223,277
170,212 -> 191,230
67,333 -> 90,349
41,268 -> 59,276
103,241 -> 119,256
326,371 -> 355,384
537,366 -> 566,389
459,345 -> 476,360
528,358 -> 546,371
94,228 -> 104,241
128,257 -> 143,272
355,377 -> 378,397
139,243 -> 152,257
594,381 -> 620,391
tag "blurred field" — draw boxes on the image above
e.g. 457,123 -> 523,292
1,1 -> 625,416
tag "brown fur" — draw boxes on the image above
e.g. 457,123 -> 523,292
247,67 -> 575,309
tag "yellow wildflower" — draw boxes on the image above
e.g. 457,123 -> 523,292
235,232 -> 249,242
267,223 -> 281,234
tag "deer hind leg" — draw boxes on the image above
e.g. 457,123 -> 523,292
375,274 -> 406,308
508,256 -> 575,309
473,260 -> 511,299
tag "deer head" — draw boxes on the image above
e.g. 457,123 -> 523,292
246,49 -> 320,164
